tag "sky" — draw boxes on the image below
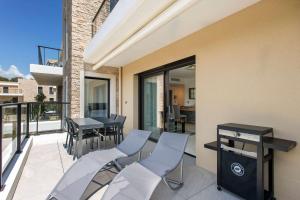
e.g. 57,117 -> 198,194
0,0 -> 62,79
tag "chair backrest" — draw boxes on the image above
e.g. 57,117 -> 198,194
115,115 -> 126,128
144,132 -> 189,176
110,113 -> 117,120
173,105 -> 181,119
68,119 -> 78,136
65,117 -> 72,133
167,106 -> 175,120
117,129 -> 151,156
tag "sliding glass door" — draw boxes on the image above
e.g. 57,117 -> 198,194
84,77 -> 110,118
139,56 -> 196,156
141,74 -> 164,140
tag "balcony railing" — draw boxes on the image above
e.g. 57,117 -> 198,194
91,0 -> 119,37
0,101 -> 69,189
0,88 -> 22,95
38,45 -> 63,67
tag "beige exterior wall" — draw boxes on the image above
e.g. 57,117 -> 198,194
63,0 -> 119,118
121,1 -> 300,199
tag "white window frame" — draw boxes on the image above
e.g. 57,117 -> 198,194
80,71 -> 116,118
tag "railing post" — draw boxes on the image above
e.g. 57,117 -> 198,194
26,103 -> 30,138
61,103 -> 64,132
0,105 -> 4,190
17,104 -> 22,153
36,103 -> 39,135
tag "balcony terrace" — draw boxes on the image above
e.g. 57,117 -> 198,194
30,46 -> 63,86
12,133 -> 240,200
0,102 -> 239,200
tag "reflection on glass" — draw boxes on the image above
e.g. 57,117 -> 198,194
21,104 -> 27,142
143,74 -> 164,140
2,105 -> 18,170
85,78 -> 109,118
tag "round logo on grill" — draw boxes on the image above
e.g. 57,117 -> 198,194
231,162 -> 244,176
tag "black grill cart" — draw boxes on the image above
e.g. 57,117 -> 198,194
204,123 -> 297,200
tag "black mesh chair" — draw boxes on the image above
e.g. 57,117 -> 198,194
115,115 -> 126,142
96,113 -> 117,141
64,117 -> 72,149
168,105 -> 186,132
110,113 -> 117,120
97,115 -> 126,148
67,119 -> 101,158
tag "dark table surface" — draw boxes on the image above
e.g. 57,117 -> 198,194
72,118 -> 103,129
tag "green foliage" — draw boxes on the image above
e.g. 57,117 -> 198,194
0,76 -> 18,82
33,92 -> 46,122
0,76 -> 9,81
35,92 -> 46,102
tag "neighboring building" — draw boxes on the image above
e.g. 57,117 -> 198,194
18,78 -> 57,102
29,45 -> 63,103
0,81 -> 23,103
0,78 -> 58,103
29,0 -> 300,199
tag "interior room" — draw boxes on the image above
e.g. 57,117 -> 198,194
140,63 -> 196,156
168,65 -> 196,155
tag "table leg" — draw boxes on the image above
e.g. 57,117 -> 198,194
117,126 -> 120,145
182,121 -> 185,133
78,128 -> 83,158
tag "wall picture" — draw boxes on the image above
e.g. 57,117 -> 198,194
189,88 -> 195,99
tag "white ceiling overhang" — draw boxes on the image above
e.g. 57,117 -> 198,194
83,0 -> 260,69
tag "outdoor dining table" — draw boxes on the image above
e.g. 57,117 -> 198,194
71,117 -> 121,158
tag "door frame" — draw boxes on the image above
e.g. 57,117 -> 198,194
80,71 -> 117,118
84,76 -> 110,118
138,55 -> 196,135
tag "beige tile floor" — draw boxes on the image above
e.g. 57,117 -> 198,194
12,133 -> 241,200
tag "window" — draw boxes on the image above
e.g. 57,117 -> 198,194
38,86 -> 43,94
84,77 -> 110,118
3,86 -> 8,93
49,98 -> 54,102
49,87 -> 54,95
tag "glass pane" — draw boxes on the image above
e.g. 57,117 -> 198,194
85,78 -> 109,118
21,104 -> 27,142
168,66 -> 196,156
143,74 -> 164,140
2,105 -> 18,170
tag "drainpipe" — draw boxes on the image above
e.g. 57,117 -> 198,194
119,67 -> 123,115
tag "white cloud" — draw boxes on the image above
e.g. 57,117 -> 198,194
24,74 -> 34,80
0,65 -> 33,80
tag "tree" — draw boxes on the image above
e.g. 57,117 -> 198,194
35,92 -> 46,102
33,92 -> 46,123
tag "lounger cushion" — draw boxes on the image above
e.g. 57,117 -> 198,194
101,163 -> 161,200
117,129 -> 151,156
48,129 -> 151,200
49,149 -> 126,200
140,132 -> 189,177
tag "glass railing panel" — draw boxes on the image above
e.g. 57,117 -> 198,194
28,103 -> 62,134
2,105 -> 18,170
21,104 -> 27,142
38,45 -> 63,67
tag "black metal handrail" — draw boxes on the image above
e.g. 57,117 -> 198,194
0,101 -> 70,190
38,45 -> 63,67
91,0 -> 119,37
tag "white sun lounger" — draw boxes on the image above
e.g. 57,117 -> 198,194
47,129 -> 151,200
101,132 -> 189,200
